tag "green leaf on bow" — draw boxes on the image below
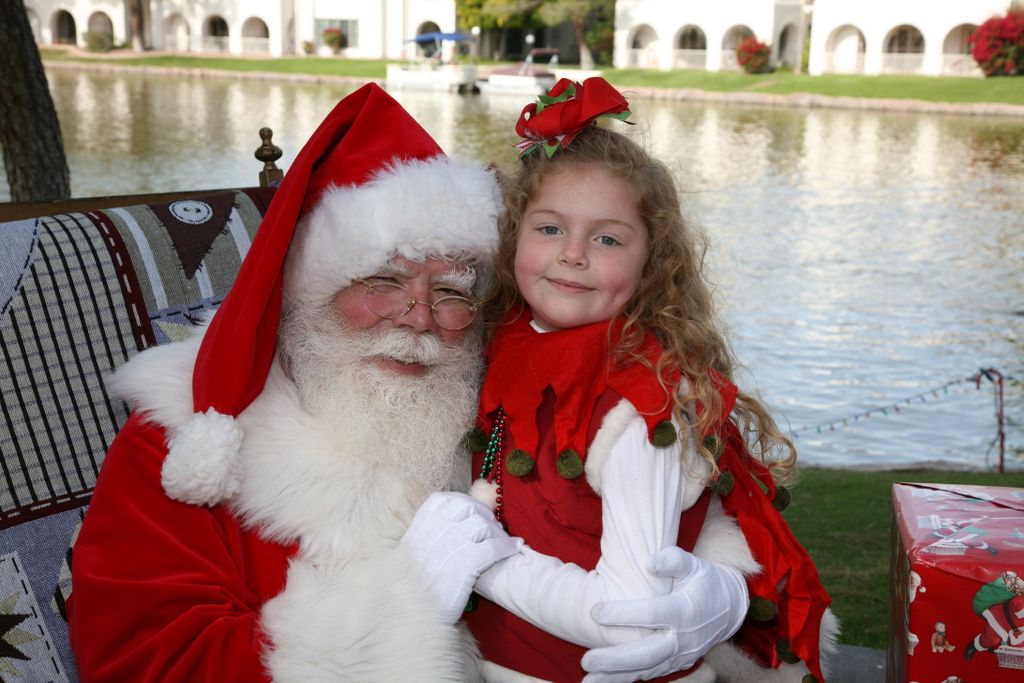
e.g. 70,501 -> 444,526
538,84 -> 576,107
542,140 -> 561,158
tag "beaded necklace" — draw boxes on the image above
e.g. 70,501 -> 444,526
477,407 -> 507,524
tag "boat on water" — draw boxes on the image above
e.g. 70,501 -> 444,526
385,31 -> 478,93
476,48 -> 560,96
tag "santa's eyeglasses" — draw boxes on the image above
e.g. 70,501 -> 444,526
356,279 -> 479,331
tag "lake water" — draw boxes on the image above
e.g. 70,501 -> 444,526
6,68 -> 1023,471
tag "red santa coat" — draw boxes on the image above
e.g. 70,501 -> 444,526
975,593 -> 1024,650
69,414 -> 292,681
68,325 -> 480,682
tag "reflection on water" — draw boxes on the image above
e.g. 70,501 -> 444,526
4,69 -> 1023,470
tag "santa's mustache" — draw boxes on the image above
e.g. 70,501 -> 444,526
343,327 -> 453,367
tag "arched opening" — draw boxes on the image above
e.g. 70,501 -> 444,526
241,17 -> 270,53
883,24 -> 924,74
628,25 -> 658,68
84,11 -> 115,51
164,13 -> 190,52
415,21 -> 442,58
942,24 -> 980,76
674,25 -> 706,70
53,10 -> 77,45
202,15 -> 229,52
777,23 -> 798,69
824,25 -> 865,74
87,12 -> 113,35
721,25 -> 754,71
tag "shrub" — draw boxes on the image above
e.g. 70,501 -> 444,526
322,27 -> 346,53
83,31 -> 114,53
302,40 -> 315,55
970,8 -> 1024,76
737,36 -> 771,74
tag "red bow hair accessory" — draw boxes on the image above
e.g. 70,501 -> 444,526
514,77 -> 632,158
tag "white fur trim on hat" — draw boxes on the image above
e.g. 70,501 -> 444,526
161,407 -> 244,506
283,155 -> 502,306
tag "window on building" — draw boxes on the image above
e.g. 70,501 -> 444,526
887,26 -> 924,54
678,26 -> 706,50
316,19 -> 359,49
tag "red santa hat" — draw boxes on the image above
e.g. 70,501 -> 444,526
161,83 -> 502,506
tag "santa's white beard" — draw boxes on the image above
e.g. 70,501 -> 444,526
278,301 -> 484,494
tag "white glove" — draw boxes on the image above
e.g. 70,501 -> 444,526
401,492 -> 523,624
581,546 -> 748,682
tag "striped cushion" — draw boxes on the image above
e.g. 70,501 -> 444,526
0,186 -> 275,681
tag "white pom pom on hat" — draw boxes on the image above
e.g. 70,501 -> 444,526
162,408 -> 244,505
160,84 -> 501,506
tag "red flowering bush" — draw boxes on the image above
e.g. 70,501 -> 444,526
970,9 -> 1024,76
322,27 -> 346,53
736,36 -> 771,74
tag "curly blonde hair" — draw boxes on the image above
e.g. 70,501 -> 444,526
485,125 -> 796,483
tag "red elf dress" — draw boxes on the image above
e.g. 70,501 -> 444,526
465,314 -> 833,682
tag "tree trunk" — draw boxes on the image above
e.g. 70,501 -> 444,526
129,0 -> 146,51
573,18 -> 594,70
0,1 -> 71,202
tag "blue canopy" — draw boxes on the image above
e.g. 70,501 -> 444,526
407,31 -> 472,44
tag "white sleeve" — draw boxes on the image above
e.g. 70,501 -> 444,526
475,403 -> 704,648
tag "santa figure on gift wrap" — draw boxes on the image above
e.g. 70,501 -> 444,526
928,516 -> 997,555
964,570 -> 1024,661
931,621 -> 956,653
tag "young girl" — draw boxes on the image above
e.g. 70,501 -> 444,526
464,78 -> 836,682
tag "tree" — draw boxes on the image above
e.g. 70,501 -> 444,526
536,0 -> 612,69
581,0 -> 615,66
0,1 -> 70,202
478,0 -> 538,29
457,0 -> 500,33
477,0 -> 614,68
128,0 -> 147,51
467,1 -> 537,61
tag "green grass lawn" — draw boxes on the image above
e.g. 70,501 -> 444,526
40,48 -> 1024,107
785,468 -> 1024,650
41,49 -> 392,78
605,69 -> 1024,105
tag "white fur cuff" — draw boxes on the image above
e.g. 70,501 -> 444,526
162,407 -> 243,506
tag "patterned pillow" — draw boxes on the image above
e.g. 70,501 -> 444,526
0,187 -> 276,681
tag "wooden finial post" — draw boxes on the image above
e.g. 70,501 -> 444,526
255,127 -> 284,187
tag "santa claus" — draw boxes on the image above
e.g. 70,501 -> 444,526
67,84 -> 751,681
965,570 -> 1024,660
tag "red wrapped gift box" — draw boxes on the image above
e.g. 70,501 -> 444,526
888,482 -> 1024,682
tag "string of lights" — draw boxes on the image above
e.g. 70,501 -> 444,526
789,368 -> 1016,472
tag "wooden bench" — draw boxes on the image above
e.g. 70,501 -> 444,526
0,132 -> 283,681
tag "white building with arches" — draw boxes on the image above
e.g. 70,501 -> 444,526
807,0 -> 1007,76
614,0 -> 1009,77
614,0 -> 808,72
25,1 -> 1012,77
24,0 -> 458,60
